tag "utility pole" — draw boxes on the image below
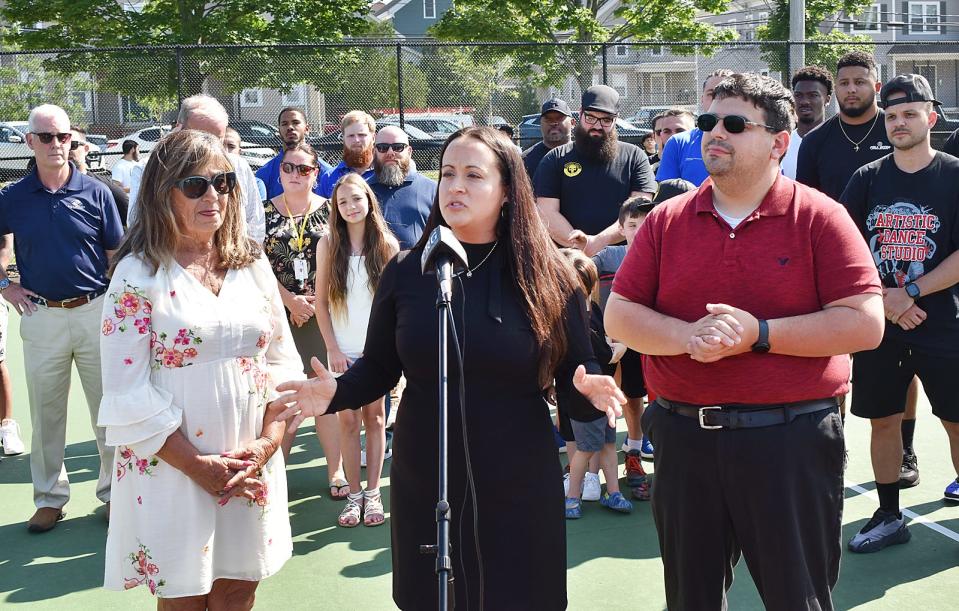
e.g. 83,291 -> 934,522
789,0 -> 806,75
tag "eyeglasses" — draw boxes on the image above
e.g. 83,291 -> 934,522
69,140 -> 88,151
697,113 -> 776,134
174,172 -> 237,199
280,162 -> 318,177
581,112 -> 616,127
31,132 -> 72,145
374,143 -> 409,153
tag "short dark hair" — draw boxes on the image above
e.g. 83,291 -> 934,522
704,69 -> 734,91
70,125 -> 87,136
651,108 -> 695,131
618,195 -> 652,225
711,72 -> 796,133
837,52 -> 878,79
792,65 -> 834,97
277,106 -> 305,125
121,140 -> 138,155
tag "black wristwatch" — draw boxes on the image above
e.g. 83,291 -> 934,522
905,282 -> 921,299
751,319 -> 770,353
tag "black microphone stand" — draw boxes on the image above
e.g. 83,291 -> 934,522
420,253 -> 455,610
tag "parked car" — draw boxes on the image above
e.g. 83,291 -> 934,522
0,122 -> 34,182
378,116 -> 462,140
627,105 -> 697,130
104,124 -> 172,169
932,105 -> 959,151
516,112 -> 650,148
86,134 -> 109,152
231,120 -> 283,150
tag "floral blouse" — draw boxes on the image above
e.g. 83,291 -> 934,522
263,197 -> 329,296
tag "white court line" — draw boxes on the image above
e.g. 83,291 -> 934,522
845,480 -> 959,544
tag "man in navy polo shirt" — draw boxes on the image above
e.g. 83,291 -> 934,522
255,106 -> 332,200
607,73 -> 884,609
318,110 -> 376,198
0,104 -> 123,533
368,126 -> 436,250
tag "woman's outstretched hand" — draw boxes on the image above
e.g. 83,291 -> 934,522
572,364 -> 626,428
274,357 -> 337,431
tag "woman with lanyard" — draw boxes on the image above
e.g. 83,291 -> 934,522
263,142 -> 349,499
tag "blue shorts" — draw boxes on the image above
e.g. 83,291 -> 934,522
570,417 -> 615,452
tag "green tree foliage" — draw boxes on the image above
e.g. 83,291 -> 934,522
431,0 -> 736,91
757,1 -> 876,79
0,0 -> 371,111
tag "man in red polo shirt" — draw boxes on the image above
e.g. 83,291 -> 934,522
606,73 -> 885,610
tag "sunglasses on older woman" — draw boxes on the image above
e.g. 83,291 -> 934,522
281,162 -> 318,177
175,172 -> 237,199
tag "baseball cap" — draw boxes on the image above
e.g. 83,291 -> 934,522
880,73 -> 941,108
653,178 -> 696,204
540,98 -> 572,117
581,85 -> 619,115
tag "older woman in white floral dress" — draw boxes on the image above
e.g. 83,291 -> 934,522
98,129 -> 304,610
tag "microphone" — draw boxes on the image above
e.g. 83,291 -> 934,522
421,226 -> 468,303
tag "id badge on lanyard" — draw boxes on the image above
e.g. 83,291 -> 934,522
293,255 -> 308,282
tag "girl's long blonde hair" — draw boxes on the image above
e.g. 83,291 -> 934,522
109,129 -> 259,275
326,173 -> 395,320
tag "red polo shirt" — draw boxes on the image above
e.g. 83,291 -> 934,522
612,175 -> 882,405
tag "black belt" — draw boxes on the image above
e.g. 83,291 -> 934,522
29,287 -> 106,309
655,397 -> 838,430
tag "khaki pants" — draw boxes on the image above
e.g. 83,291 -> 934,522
20,295 -> 113,508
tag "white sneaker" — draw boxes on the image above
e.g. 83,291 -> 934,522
360,448 -> 392,468
582,472 -> 602,502
0,419 -> 25,455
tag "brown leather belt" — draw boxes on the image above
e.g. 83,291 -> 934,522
30,288 -> 106,309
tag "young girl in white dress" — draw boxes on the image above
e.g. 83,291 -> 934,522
315,173 -> 398,527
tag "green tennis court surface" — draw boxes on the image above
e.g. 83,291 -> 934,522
1,310 -> 956,610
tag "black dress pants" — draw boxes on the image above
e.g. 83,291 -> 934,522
642,400 -> 846,611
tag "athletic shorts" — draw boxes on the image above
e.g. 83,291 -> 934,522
851,336 -> 959,422
570,416 -> 615,452
619,349 -> 646,399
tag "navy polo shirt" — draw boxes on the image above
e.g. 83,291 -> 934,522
0,164 -> 123,300
368,170 -> 437,250
318,161 -> 375,199
255,152 -> 333,200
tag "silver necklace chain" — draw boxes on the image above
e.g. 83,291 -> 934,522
454,241 -> 498,278
837,111 -> 879,152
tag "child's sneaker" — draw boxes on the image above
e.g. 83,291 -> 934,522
624,450 -> 646,487
565,497 -> 583,519
631,478 -> 651,501
640,436 -> 654,460
600,491 -> 633,514
945,478 -> 959,501
0,419 -> 24,456
582,472 -> 602,501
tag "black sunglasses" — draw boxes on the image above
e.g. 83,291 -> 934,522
175,172 -> 237,199
70,140 -> 88,151
374,142 -> 409,153
31,132 -> 72,145
281,162 -> 317,177
697,113 -> 776,134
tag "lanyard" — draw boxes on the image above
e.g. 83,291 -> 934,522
281,194 -> 312,253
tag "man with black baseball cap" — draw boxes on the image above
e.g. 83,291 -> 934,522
522,97 -> 573,179
841,73 -> 959,553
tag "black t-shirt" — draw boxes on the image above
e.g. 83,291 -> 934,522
796,111 -> 893,201
840,151 -> 959,354
522,141 -> 551,181
534,141 -> 655,236
557,303 -> 614,422
89,170 -> 129,226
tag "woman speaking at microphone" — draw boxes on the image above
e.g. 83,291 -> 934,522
275,126 -> 625,610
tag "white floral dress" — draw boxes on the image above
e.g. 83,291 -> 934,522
98,254 -> 305,598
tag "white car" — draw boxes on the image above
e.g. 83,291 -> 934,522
105,125 -> 272,170
0,122 -> 34,182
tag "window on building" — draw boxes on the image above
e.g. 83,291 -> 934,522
852,4 -> 881,32
610,73 -> 628,98
651,46 -> 664,57
616,45 -> 628,57
909,2 -> 940,34
281,85 -> 305,106
424,0 -> 436,19
240,88 -> 263,108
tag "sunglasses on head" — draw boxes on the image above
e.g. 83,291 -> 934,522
31,132 -> 72,145
374,142 -> 409,153
696,113 -> 776,134
175,172 -> 237,199
280,162 -> 317,177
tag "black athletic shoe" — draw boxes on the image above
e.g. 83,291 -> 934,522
899,452 -> 920,488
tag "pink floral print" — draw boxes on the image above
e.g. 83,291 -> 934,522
103,284 -> 152,336
151,328 -> 202,369
124,540 -> 166,595
116,446 -> 160,481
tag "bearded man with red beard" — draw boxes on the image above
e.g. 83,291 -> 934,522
318,110 -> 376,198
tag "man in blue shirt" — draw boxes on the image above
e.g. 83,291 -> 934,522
367,126 -> 436,250
318,110 -> 376,198
255,106 -> 332,199
0,104 -> 123,533
656,69 -> 733,186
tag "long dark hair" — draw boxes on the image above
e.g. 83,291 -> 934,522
326,173 -> 396,321
415,126 -> 576,388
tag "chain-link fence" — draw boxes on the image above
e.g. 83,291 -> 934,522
2,40 -> 959,178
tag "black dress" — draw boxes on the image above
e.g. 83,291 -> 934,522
328,241 -> 599,611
